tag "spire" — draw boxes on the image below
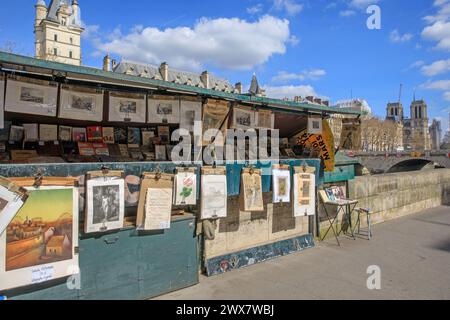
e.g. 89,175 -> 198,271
249,73 -> 261,96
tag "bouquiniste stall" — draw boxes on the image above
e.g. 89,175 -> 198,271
0,52 -> 361,299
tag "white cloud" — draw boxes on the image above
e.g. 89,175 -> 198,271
325,3 -> 338,10
340,10 -> 356,17
247,4 -> 263,15
444,91 -> 450,101
423,0 -> 450,23
264,84 -> 319,99
421,21 -> 450,51
96,15 -> 292,71
390,29 -> 414,43
410,60 -> 425,69
421,59 -> 450,76
349,0 -> 380,10
82,24 -> 100,39
421,79 -> 450,90
273,0 -> 304,16
272,69 -> 326,82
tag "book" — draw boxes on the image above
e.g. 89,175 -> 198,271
23,124 -> 39,141
141,130 -> 155,148
158,126 -> 170,145
9,126 -> 24,142
39,124 -> 58,142
78,142 -> 96,156
155,145 -> 167,161
72,127 -> 87,142
114,127 -> 128,144
127,127 -> 141,145
102,127 -> 115,144
93,143 -> 110,156
10,150 -> 38,163
59,126 -> 72,142
108,144 -> 122,157
118,144 -> 129,157
87,126 -> 103,143
0,121 -> 12,141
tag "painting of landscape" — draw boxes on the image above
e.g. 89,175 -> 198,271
5,188 -> 73,272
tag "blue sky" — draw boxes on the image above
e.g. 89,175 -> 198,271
1,0 -> 450,131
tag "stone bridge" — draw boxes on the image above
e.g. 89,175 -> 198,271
347,151 -> 450,174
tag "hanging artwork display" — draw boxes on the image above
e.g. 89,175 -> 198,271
0,177 -> 28,235
59,85 -> 104,122
5,75 -> 58,117
109,91 -> 146,123
72,127 -> 87,142
201,167 -> 227,219
340,118 -> 362,150
257,110 -> 275,129
148,95 -> 180,124
39,124 -> 58,142
0,177 -> 79,291
0,73 -> 5,129
240,168 -> 264,212
272,165 -> 291,203
23,124 -> 39,142
9,125 -> 24,142
155,145 -> 167,161
173,167 -> 197,206
137,172 -> 174,230
180,98 -> 202,132
85,171 -> 125,233
308,117 -> 323,135
202,99 -> 230,145
58,126 -> 72,142
231,106 -> 258,130
293,120 -> 335,172
293,167 -> 316,217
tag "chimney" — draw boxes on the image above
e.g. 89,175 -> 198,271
306,96 -> 314,103
159,62 -> 169,81
314,98 -> 322,105
103,54 -> 111,72
201,71 -> 210,89
111,59 -> 117,70
235,82 -> 243,94
322,100 -> 330,107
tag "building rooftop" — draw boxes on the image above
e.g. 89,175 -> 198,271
47,235 -> 66,247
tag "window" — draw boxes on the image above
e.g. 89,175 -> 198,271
54,34 -> 58,42
70,37 -> 73,44
395,108 -> 398,116
69,51 -> 73,59
53,48 -> 58,56
419,107 -> 422,119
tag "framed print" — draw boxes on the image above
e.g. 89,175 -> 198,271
257,110 -> 275,129
23,124 -> 39,142
240,168 -> 264,212
308,117 -> 323,135
59,85 -> 104,122
173,168 -> 197,206
201,167 -> 227,219
0,73 -> 4,129
231,106 -> 257,130
72,127 -> 87,142
155,145 -> 167,161
109,91 -> 146,123
0,177 -> 28,235
293,171 -> 315,217
85,177 -> 125,233
87,126 -> 103,143
180,98 -> 202,132
148,95 -> 180,124
58,126 -> 72,142
102,127 -> 115,144
39,124 -> 58,142
0,179 -> 79,291
9,125 -> 24,142
5,75 -> 57,117
272,166 -> 291,203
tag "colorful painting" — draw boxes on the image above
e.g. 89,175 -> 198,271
5,188 -> 74,272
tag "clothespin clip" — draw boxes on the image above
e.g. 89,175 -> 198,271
155,165 -> 162,181
33,172 -> 43,189
101,165 -> 110,175
248,164 -> 255,175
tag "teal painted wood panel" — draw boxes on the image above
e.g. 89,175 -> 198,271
323,165 -> 355,183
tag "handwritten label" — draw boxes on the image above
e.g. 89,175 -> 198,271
31,265 -> 55,284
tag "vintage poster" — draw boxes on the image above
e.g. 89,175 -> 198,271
0,184 -> 79,291
174,169 -> 197,205
141,130 -> 155,148
293,172 -> 316,217
201,167 -> 227,219
272,167 -> 291,203
340,118 -> 362,150
144,188 -> 173,230
78,142 -> 95,156
202,99 -> 230,145
102,127 -> 115,144
9,125 -> 24,142
59,85 -> 104,122
293,120 -> 335,172
257,110 -> 275,129
127,127 -> 141,145
5,76 -> 58,117
148,95 -> 180,124
241,169 -> 264,212
308,117 -> 323,135
109,91 -> 146,123
157,126 -> 170,144
85,177 -> 125,233
231,106 -> 257,130
155,145 -> 167,161
39,124 -> 58,142
58,126 -> 72,142
23,124 -> 39,142
180,98 -> 202,132
72,127 -> 87,142
0,74 -> 4,129
87,126 -> 103,143
0,178 -> 28,235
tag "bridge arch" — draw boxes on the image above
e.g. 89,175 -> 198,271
386,158 -> 443,173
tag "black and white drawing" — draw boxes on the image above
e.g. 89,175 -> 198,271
148,98 -> 180,124
71,95 -> 94,111
59,86 -> 103,121
20,87 -> 44,104
119,101 -> 137,114
92,185 -> 120,224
